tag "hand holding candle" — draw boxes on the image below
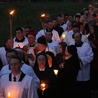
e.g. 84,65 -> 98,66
61,33 -> 66,41
40,81 -> 47,95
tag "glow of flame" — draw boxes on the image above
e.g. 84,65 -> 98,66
62,33 -> 66,39
8,92 -> 11,98
40,82 -> 46,91
53,69 -> 58,75
41,14 -> 45,18
10,10 -> 15,15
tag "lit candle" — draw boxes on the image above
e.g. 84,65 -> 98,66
53,69 -> 58,76
62,33 -> 66,39
40,81 -> 47,95
8,92 -> 11,98
40,82 -> 46,91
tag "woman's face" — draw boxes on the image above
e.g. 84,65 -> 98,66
90,26 -> 94,34
58,44 -> 63,53
37,55 -> 46,68
65,48 -> 71,56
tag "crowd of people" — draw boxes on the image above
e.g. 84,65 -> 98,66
0,3 -> 98,98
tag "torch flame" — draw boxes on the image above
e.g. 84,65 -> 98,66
10,10 -> 15,15
41,14 -> 45,18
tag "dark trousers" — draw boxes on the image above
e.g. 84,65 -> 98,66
76,80 -> 91,98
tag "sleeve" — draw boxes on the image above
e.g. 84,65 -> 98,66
27,67 -> 40,89
27,78 -> 39,98
81,43 -> 94,66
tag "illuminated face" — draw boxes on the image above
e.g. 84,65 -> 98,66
37,43 -> 45,51
6,39 -> 13,49
16,30 -> 23,40
28,35 -> 35,44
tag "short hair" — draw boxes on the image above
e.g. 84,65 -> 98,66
10,55 -> 22,63
72,32 -> 82,39
15,27 -> 23,32
6,49 -> 18,57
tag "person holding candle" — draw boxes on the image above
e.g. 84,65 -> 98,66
13,27 -> 28,48
33,52 -> 56,98
56,45 -> 80,98
0,55 -> 39,98
0,49 -> 40,89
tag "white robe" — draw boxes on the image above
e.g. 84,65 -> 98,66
65,34 -> 89,46
13,36 -> 28,48
0,74 -> 39,98
0,47 -> 8,65
48,41 -> 59,54
0,63 -> 40,89
76,42 -> 94,81
36,29 -> 61,42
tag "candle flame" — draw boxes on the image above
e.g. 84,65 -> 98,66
53,69 -> 58,75
8,92 -> 11,98
10,10 -> 15,15
62,33 -> 66,39
41,83 -> 45,90
41,14 -> 45,18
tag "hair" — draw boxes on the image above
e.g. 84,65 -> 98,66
59,42 -> 67,54
34,52 -> 49,68
14,47 -> 24,60
10,55 -> 22,64
6,49 -> 18,57
72,32 -> 82,39
15,27 -> 23,32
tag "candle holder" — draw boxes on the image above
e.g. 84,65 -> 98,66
9,10 -> 15,40
53,69 -> 58,77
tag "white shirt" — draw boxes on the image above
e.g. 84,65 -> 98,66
48,40 -> 59,54
0,74 -> 39,98
0,47 -> 8,65
13,36 -> 28,48
36,29 -> 61,42
65,33 -> 89,46
12,72 -> 21,82
0,63 -> 40,89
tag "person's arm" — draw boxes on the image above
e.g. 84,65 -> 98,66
27,78 -> 39,98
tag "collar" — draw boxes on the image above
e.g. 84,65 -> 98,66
15,36 -> 25,42
65,55 -> 72,60
48,40 -> 52,43
29,42 -> 36,47
75,41 -> 83,47
46,28 -> 53,32
39,67 -> 45,71
12,72 -> 21,82
9,71 -> 26,82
